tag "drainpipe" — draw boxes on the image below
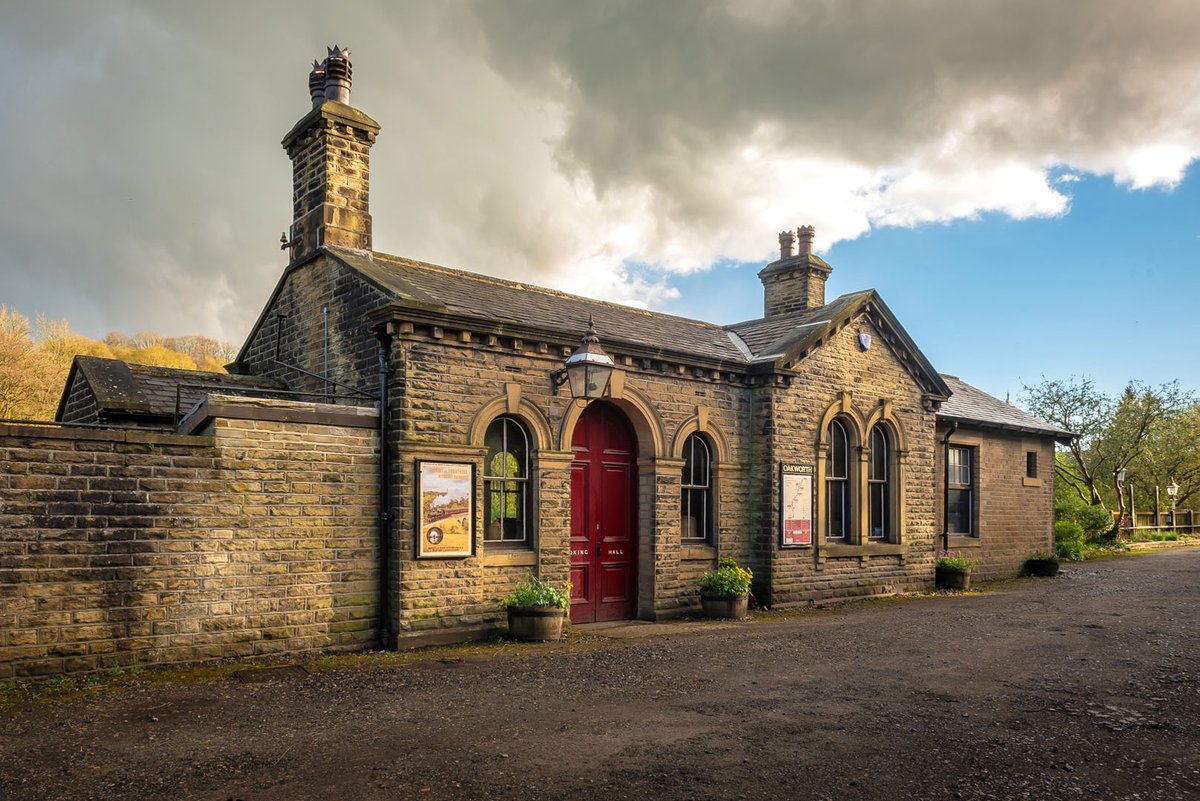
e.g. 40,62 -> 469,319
942,421 -> 958,552
322,305 -> 330,404
375,329 -> 394,650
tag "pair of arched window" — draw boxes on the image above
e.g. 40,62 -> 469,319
825,420 -> 894,543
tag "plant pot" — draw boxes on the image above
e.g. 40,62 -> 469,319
506,605 -> 566,642
935,565 -> 971,590
700,592 -> 749,619
1025,558 -> 1059,577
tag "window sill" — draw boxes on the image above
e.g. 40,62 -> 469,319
482,549 -> 537,567
945,534 -> 980,548
821,542 -> 904,558
681,544 -> 717,561
1022,476 -> 1042,487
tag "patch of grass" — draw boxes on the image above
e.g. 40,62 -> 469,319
1128,530 -> 1184,542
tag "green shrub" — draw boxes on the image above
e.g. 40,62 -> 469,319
1077,504 -> 1115,540
1054,520 -> 1086,546
698,558 -> 753,596
504,574 -> 571,609
1055,495 -> 1114,540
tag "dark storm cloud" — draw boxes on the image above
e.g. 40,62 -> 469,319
471,0 -> 1200,196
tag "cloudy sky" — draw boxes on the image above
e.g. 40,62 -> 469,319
2,0 -> 1198,398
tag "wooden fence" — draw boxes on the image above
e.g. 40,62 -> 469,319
1123,508 -> 1198,535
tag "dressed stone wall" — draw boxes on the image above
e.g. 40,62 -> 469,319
389,324 -> 754,638
239,254 -> 390,400
0,399 -> 378,678
762,312 -> 940,607
936,424 -> 1055,579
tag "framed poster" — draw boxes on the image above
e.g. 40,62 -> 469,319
780,463 -> 814,548
415,460 -> 475,558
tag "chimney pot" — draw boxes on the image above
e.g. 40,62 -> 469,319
796,225 -> 815,255
323,45 -> 353,104
778,229 -> 797,259
308,60 -> 326,107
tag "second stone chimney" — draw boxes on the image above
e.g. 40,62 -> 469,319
282,46 -> 380,263
758,225 -> 832,317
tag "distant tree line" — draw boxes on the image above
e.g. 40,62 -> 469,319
1023,377 -> 1199,526
0,305 -> 238,421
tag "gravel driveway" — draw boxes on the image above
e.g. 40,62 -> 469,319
2,548 -> 1198,801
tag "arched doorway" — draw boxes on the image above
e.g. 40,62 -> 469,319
570,401 -> 638,623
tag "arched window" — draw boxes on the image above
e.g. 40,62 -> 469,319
826,419 -> 851,541
868,426 -> 891,540
681,433 -> 713,542
484,416 -> 530,543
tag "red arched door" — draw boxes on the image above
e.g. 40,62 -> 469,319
570,402 -> 638,623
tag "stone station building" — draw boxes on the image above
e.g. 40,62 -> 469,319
0,50 -> 1070,676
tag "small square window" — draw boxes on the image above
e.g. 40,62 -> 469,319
1026,451 -> 1038,479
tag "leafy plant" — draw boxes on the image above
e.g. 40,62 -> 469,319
1027,550 -> 1058,562
1055,494 -> 1115,541
935,550 -> 976,570
698,558 -> 753,596
1054,520 -> 1085,547
1055,541 -> 1084,561
504,574 -> 571,609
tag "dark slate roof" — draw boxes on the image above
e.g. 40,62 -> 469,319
320,247 -> 948,398
938,375 -> 1074,440
726,291 -> 872,359
61,356 -> 286,421
328,247 -> 748,363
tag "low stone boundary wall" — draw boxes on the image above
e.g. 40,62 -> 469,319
0,398 -> 379,678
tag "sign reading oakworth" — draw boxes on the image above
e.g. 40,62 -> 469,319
417,461 -> 474,558
780,463 -> 814,547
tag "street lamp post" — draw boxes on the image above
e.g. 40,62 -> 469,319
1167,478 -> 1180,531
1116,468 -> 1128,535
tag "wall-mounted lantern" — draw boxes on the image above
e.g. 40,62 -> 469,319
553,315 -> 614,401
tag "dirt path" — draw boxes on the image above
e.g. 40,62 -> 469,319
3,549 -> 1199,801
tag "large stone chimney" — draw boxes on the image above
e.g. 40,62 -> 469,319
281,46 -> 380,263
758,225 -> 832,317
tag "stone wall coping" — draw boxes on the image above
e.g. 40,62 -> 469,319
180,394 -> 378,435
0,421 -> 213,447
